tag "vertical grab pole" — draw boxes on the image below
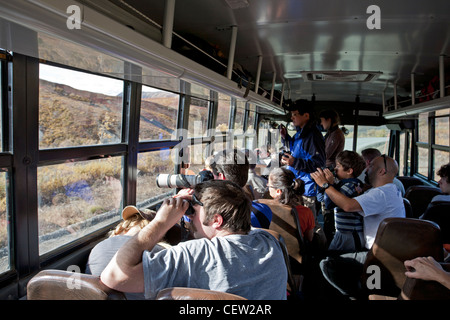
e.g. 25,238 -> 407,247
227,25 -> 238,80
411,73 -> 415,105
162,0 -> 176,48
254,55 -> 263,93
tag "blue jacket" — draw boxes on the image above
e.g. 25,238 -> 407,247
283,124 -> 325,196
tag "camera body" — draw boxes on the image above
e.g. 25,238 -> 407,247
321,166 -> 336,176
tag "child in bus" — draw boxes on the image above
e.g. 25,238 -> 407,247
318,150 -> 366,254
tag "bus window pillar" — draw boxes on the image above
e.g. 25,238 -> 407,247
162,0 -> 176,48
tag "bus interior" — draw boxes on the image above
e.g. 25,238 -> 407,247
0,0 -> 449,301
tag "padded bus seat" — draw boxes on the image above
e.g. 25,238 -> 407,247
405,185 -> 442,218
156,287 -> 247,300
362,218 -> 443,298
403,198 -> 413,218
370,263 -> 450,300
401,262 -> 450,300
258,199 -> 304,268
27,269 -> 126,300
397,176 -> 425,192
421,201 -> 450,246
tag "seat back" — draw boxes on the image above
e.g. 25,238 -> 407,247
156,287 -> 247,300
397,176 -> 424,192
27,269 -> 126,300
363,218 -> 443,297
401,263 -> 450,300
403,198 -> 413,218
258,199 -> 303,266
261,228 -> 302,297
421,201 -> 450,244
405,185 -> 442,218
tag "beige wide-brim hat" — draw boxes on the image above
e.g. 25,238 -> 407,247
121,205 -> 155,221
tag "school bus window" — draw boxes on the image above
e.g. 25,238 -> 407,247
39,64 -> 123,149
418,112 -> 429,143
37,157 -> 123,256
435,115 -> 449,146
234,101 -> 246,134
417,147 -> 429,178
188,96 -> 209,138
136,151 -> 175,207
139,86 -> 179,141
0,171 -> 10,275
216,93 -> 232,132
345,125 -> 390,154
247,109 -> 256,131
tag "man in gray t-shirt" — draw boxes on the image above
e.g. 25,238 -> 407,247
101,180 -> 287,300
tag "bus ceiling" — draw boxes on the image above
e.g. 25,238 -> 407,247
0,0 -> 448,118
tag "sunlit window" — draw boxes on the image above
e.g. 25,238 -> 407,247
39,64 -> 123,149
136,152 -> 175,208
139,86 -> 179,141
37,157 -> 123,255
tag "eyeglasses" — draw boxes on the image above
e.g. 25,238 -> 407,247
381,154 -> 388,175
265,185 -> 276,191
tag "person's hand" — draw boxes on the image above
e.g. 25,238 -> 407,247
153,197 -> 189,228
404,256 -> 445,282
173,188 -> 194,199
280,153 -> 294,166
323,168 -> 335,184
311,168 -> 328,187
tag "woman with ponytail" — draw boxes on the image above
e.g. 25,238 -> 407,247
263,167 -> 315,242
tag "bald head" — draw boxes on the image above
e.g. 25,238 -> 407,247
367,155 -> 398,187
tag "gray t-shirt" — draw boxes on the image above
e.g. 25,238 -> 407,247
143,228 -> 287,300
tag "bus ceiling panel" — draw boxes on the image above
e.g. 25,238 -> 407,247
0,0 -> 285,115
120,0 -> 450,105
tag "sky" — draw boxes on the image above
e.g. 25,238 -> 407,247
39,64 -> 158,96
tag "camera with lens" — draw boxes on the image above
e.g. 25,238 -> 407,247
156,170 -> 214,189
321,166 -> 336,176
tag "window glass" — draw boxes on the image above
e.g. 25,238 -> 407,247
38,157 -> 123,255
435,115 -> 449,146
0,171 -> 10,274
39,64 -> 123,149
234,101 -> 246,134
345,125 -> 390,154
417,147 -> 429,178
247,110 -> 256,132
216,93 -> 231,132
418,112 -> 428,143
139,86 -> 179,141
188,97 -> 209,138
136,152 -> 175,207
434,150 -> 449,182
399,132 -> 406,176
